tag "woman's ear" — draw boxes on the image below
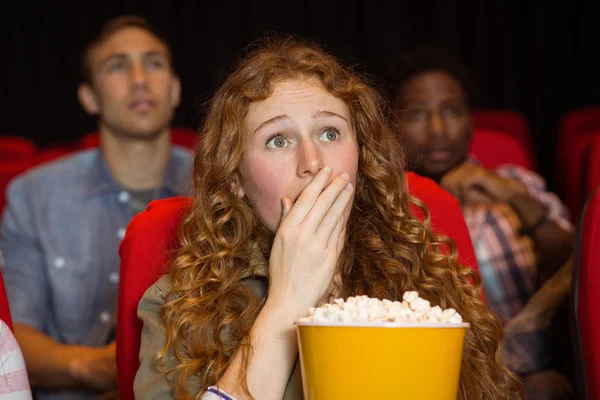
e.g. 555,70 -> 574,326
230,176 -> 245,198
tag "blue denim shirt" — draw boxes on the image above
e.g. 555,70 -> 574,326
0,147 -> 193,399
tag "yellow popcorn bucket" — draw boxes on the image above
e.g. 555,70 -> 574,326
295,321 -> 469,400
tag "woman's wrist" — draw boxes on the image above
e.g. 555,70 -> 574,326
260,297 -> 307,327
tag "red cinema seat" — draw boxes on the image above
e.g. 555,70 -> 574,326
78,127 -> 199,150
0,160 -> 35,218
585,136 -> 600,197
469,128 -> 534,171
35,145 -> 77,166
171,127 -> 200,151
557,106 -> 600,220
572,188 -> 600,399
472,109 -> 535,167
0,136 -> 37,162
0,270 -> 13,332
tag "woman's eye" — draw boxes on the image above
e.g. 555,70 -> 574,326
266,136 -> 287,149
320,128 -> 339,142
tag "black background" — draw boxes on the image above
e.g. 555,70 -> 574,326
2,1 -> 599,190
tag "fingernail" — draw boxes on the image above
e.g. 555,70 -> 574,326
345,183 -> 353,191
341,173 -> 349,181
323,167 -> 332,174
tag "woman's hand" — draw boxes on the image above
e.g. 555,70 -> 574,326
267,166 -> 353,317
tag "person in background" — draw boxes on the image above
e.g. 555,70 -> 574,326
389,46 -> 574,399
0,15 -> 192,399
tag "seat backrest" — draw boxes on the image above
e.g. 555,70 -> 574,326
0,160 -> 35,218
572,188 -> 600,399
558,105 -> 600,140
34,145 -> 77,166
585,135 -> 600,200
0,270 -> 13,332
78,132 -> 99,149
557,130 -> 600,221
472,109 -> 535,165
469,128 -> 535,171
116,172 -> 480,400
79,127 -> 199,150
171,127 -> 200,151
0,136 -> 38,161
557,106 -> 600,219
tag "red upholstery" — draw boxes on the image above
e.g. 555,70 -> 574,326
586,136 -> 600,197
0,270 -> 13,332
34,145 -> 76,165
79,127 -> 199,151
117,196 -> 190,400
78,132 -> 99,149
116,172 -> 479,400
0,160 -> 34,218
469,128 -> 534,171
558,131 -> 600,221
171,127 -> 200,150
558,105 -> 600,140
557,106 -> 600,220
0,136 -> 37,161
472,109 -> 535,165
572,188 -> 600,399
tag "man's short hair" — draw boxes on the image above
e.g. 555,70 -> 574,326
81,15 -> 173,84
384,46 -> 476,110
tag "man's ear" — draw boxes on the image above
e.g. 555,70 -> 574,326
170,75 -> 182,109
78,83 -> 100,115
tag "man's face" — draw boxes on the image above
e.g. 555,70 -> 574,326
396,71 -> 472,182
80,27 -> 181,139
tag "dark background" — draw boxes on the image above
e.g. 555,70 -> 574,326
1,0 -> 599,191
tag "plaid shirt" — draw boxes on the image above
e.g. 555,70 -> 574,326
462,162 -> 573,322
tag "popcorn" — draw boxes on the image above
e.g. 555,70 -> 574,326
298,292 -> 463,324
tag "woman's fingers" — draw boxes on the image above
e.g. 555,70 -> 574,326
327,213 -> 346,252
283,167 -> 333,225
315,181 -> 353,240
303,173 -> 351,232
281,197 -> 293,221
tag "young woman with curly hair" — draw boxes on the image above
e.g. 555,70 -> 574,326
133,35 -> 522,400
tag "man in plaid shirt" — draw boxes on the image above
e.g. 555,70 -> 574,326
390,48 -> 574,399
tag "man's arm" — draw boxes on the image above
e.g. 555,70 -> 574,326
508,192 -> 574,283
501,257 -> 573,373
15,324 -> 116,391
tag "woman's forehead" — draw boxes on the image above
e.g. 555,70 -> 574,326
245,79 -> 350,128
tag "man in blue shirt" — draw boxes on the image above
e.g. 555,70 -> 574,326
0,15 -> 193,399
